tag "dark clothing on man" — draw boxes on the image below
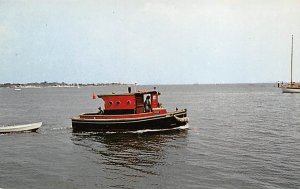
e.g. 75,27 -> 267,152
144,96 -> 152,112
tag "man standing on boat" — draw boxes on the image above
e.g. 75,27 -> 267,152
144,96 -> 152,112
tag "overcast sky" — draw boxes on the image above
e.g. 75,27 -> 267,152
1,0 -> 300,84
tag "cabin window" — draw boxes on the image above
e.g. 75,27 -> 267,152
127,100 -> 131,104
109,101 -> 113,106
116,101 -> 121,105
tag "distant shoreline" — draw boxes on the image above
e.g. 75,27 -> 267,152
0,82 -> 131,88
0,82 -> 279,88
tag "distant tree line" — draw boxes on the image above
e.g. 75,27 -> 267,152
0,82 -> 128,88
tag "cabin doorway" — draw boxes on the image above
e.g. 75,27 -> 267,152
97,98 -> 104,114
143,94 -> 151,112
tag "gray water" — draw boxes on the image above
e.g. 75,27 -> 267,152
0,84 -> 299,189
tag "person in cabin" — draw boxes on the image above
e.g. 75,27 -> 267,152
97,106 -> 103,114
144,96 -> 152,112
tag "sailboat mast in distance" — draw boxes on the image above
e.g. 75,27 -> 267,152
281,35 -> 300,93
290,35 -> 294,84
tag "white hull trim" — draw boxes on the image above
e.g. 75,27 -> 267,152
282,87 -> 300,93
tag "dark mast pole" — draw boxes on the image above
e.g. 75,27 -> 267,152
291,35 -> 294,85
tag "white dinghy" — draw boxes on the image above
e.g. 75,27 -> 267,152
0,122 -> 42,133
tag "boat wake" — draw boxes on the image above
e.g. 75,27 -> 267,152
106,124 -> 190,134
52,126 -> 72,130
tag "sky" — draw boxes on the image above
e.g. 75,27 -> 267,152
0,0 -> 300,84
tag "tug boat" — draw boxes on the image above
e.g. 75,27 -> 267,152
72,88 -> 189,132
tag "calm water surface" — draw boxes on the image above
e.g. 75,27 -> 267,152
0,84 -> 299,189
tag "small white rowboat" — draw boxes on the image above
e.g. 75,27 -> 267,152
0,122 -> 42,133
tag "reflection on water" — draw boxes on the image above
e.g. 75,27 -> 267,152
71,129 -> 188,176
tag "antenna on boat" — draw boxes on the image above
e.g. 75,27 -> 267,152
290,35 -> 294,85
